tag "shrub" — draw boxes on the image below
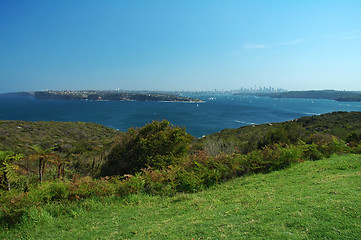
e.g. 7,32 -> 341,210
114,173 -> 145,196
259,123 -> 306,148
244,144 -> 297,173
67,176 -> 115,199
175,167 -> 203,193
319,137 -> 350,157
305,134 -> 350,158
306,132 -> 334,146
345,132 -> 361,145
299,141 -> 323,161
29,180 -> 70,202
142,168 -> 170,195
280,145 -> 302,164
351,143 -> 361,154
0,191 -> 31,225
101,120 -> 193,176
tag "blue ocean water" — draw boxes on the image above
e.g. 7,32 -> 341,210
0,94 -> 360,138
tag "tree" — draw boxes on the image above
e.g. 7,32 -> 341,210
101,120 -> 194,176
48,154 -> 69,179
0,151 -> 23,191
29,145 -> 59,181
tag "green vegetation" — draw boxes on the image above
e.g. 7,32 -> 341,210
259,90 -> 361,102
0,151 -> 24,191
0,120 -> 120,178
1,154 -> 360,239
0,120 -> 119,154
101,120 -> 193,176
1,111 -> 361,238
193,111 -> 361,155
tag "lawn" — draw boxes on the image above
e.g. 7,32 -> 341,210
1,154 -> 360,239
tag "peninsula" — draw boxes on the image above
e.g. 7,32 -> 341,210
3,90 -> 202,102
254,90 -> 361,102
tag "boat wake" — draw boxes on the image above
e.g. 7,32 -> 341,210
234,120 -> 257,125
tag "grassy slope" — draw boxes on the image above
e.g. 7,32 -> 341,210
2,154 -> 360,239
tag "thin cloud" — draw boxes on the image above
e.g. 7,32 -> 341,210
244,44 -> 267,49
342,30 -> 361,40
244,39 -> 303,50
276,39 -> 303,46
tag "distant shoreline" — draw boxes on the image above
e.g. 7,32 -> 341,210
3,89 -> 361,103
234,90 -> 361,102
1,90 -> 203,103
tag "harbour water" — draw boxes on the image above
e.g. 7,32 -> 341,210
1,94 -> 360,138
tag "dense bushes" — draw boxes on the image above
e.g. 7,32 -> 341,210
195,111 -> 361,156
0,121 -> 119,155
0,121 -> 118,179
259,123 -> 306,148
100,120 -> 193,176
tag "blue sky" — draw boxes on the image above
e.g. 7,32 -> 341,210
1,0 -> 360,93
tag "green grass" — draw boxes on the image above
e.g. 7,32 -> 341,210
1,154 -> 361,239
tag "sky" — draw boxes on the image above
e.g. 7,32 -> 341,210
1,0 -> 360,93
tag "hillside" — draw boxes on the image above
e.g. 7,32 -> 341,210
258,90 -> 361,102
0,121 -> 121,177
1,154 -> 360,239
193,111 -> 361,155
2,112 -> 361,157
2,90 -> 202,102
0,120 -> 120,154
1,111 -> 361,178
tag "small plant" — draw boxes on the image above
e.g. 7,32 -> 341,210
0,151 -> 24,191
0,190 -> 30,225
29,180 -> 70,203
115,173 -> 145,196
